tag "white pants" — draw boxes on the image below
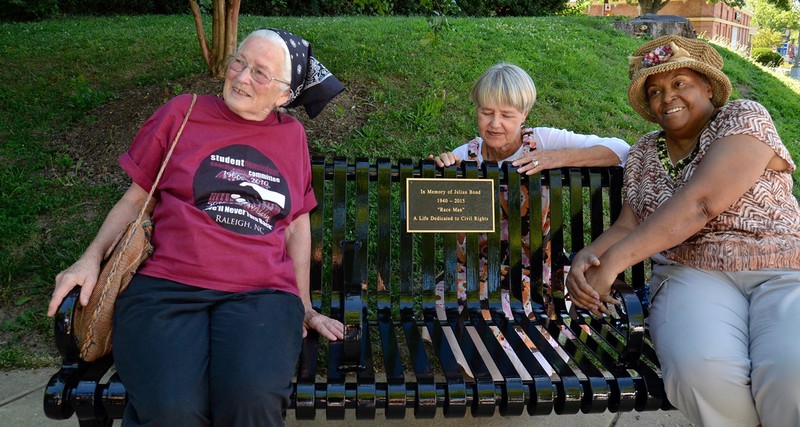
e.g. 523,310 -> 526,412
648,262 -> 800,427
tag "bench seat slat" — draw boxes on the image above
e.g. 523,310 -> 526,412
490,312 -> 557,410
398,315 -> 436,418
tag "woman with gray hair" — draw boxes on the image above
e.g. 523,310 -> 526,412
49,28 -> 344,426
429,62 -> 629,318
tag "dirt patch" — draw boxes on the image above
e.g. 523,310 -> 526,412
50,73 -> 368,188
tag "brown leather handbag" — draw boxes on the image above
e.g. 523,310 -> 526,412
74,94 -> 197,362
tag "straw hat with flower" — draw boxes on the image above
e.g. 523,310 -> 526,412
628,35 -> 733,123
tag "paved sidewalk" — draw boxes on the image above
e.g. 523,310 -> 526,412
2,368 -> 695,426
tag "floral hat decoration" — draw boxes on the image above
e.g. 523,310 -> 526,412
628,35 -> 732,123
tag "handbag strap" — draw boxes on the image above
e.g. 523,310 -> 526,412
133,94 -> 198,224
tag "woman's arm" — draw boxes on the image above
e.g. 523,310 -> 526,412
286,213 -> 344,341
48,182 -> 152,317
512,128 -> 630,175
572,134 -> 781,311
514,146 -> 624,175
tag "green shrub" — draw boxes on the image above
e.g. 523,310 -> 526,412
457,0 -> 568,16
57,0 -> 187,15
0,0 -> 58,21
39,0 -> 567,18
752,28 -> 784,50
751,47 -> 772,57
752,49 -> 784,67
559,0 -> 590,16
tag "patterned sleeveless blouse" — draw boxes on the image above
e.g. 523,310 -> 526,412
435,128 -> 550,319
624,100 -> 800,270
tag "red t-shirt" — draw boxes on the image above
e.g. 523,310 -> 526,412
119,94 -> 316,295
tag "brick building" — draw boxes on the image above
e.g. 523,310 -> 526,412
585,0 -> 753,47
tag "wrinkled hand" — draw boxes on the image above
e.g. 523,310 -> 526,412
565,251 -> 619,316
48,256 -> 101,317
303,309 -> 344,341
427,152 -> 461,168
512,150 -> 561,175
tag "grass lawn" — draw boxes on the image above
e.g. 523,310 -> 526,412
2,14 -> 800,368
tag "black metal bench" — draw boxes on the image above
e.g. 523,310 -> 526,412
44,158 -> 668,425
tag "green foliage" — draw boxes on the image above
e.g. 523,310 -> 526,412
752,49 -> 784,67
11,0 -> 571,19
57,0 -> 187,15
419,0 -> 462,42
0,346 -> 57,369
65,75 -> 114,122
751,47 -> 774,57
751,47 -> 775,58
240,0 -> 360,16
752,28 -> 787,49
353,0 -> 395,15
706,0 -> 747,8
708,0 -> 787,11
458,0 -> 568,16
750,0 -> 800,31
559,0 -> 591,16
0,0 -> 58,22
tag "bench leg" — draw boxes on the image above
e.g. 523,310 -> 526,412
78,418 -> 113,427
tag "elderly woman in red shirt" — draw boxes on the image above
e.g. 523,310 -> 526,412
50,28 -> 345,426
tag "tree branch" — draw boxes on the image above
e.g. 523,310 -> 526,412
223,0 -> 241,75
188,0 -> 211,71
212,0 -> 224,73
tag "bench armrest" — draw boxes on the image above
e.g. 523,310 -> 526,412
611,280 -> 646,367
53,286 -> 82,365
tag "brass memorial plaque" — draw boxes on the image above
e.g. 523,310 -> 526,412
406,178 -> 495,233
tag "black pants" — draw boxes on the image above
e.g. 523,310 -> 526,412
112,275 -> 304,427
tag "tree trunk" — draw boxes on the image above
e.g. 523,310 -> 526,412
189,0 -> 240,78
638,0 -> 671,14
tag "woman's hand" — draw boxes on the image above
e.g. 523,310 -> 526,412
303,308 -> 344,341
566,250 -> 619,316
49,255 -> 102,317
565,249 -> 600,311
428,152 -> 461,168
512,149 -> 566,175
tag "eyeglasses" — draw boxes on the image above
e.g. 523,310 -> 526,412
228,56 -> 291,87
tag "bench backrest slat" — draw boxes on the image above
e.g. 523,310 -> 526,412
376,158 -> 392,313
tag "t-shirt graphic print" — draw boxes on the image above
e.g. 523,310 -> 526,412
193,145 -> 291,235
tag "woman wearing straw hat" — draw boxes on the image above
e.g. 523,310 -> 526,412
566,35 -> 800,426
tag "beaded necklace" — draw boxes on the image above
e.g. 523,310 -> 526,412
657,131 -> 700,181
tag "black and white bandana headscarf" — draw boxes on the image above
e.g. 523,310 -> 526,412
267,28 -> 344,119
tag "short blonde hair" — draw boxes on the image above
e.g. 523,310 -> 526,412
470,63 -> 537,113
